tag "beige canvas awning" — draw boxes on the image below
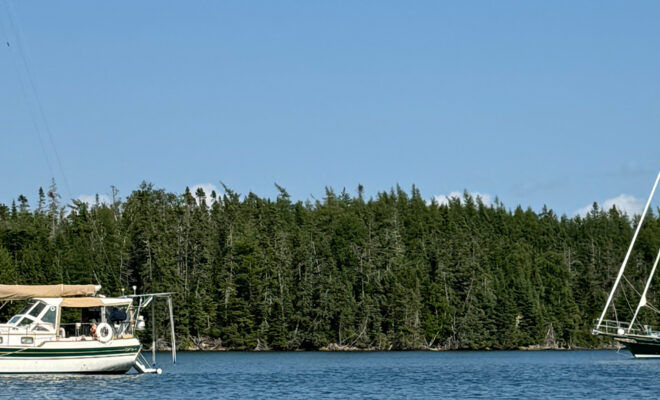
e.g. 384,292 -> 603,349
61,297 -> 132,308
0,284 -> 99,300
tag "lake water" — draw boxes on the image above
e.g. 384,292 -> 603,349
1,350 -> 658,399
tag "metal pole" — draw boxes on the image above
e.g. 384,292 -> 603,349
151,299 -> 156,366
629,247 -> 660,331
597,170 -> 660,329
168,296 -> 176,364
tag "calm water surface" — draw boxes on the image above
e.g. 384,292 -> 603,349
1,350 -> 658,399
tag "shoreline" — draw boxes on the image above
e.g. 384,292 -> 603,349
149,343 -> 621,353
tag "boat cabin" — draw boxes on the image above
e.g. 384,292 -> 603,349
0,284 -> 175,374
0,285 -> 135,347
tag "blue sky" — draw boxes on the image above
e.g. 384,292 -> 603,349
0,1 -> 659,216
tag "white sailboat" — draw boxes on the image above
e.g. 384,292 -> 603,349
0,284 -> 175,373
592,170 -> 660,357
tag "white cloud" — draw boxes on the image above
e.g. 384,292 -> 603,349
189,183 -> 219,206
575,194 -> 644,217
434,191 -> 462,206
76,193 -> 111,205
433,191 -> 492,207
603,194 -> 644,215
574,204 -> 593,217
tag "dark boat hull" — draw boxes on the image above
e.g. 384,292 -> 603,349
617,337 -> 660,358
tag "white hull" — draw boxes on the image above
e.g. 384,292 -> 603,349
0,338 -> 140,374
0,353 -> 138,374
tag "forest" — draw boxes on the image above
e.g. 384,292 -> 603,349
1,181 -> 660,351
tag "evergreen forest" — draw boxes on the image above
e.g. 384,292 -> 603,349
2,181 -> 660,351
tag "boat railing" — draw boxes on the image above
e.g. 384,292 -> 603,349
592,319 -> 631,336
111,321 -> 133,338
593,319 -> 660,336
60,322 -> 95,338
59,322 -> 133,341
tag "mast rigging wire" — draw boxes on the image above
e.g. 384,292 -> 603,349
619,283 -> 635,318
1,0 -> 71,198
1,1 -> 118,291
0,3 -> 56,184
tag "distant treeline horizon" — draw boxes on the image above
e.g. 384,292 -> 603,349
1,180 -> 659,350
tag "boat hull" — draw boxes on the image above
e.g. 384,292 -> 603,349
0,339 -> 141,374
617,337 -> 660,358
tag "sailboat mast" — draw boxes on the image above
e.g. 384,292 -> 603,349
596,170 -> 660,329
629,248 -> 660,331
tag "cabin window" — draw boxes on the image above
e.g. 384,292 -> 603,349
107,307 -> 128,323
17,300 -> 37,316
18,317 -> 34,327
81,307 -> 102,323
0,337 -> 3,344
8,316 -> 20,324
21,337 -> 33,344
29,302 -> 46,318
42,307 -> 57,325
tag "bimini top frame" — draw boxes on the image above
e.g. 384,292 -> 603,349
127,292 -> 177,365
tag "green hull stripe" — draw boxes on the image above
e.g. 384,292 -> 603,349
0,346 -> 140,358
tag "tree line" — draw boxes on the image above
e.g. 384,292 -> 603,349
1,180 -> 659,350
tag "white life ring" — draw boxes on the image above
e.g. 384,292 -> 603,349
96,322 -> 113,343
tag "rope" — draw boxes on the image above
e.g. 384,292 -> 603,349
622,275 -> 642,297
646,303 -> 660,315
